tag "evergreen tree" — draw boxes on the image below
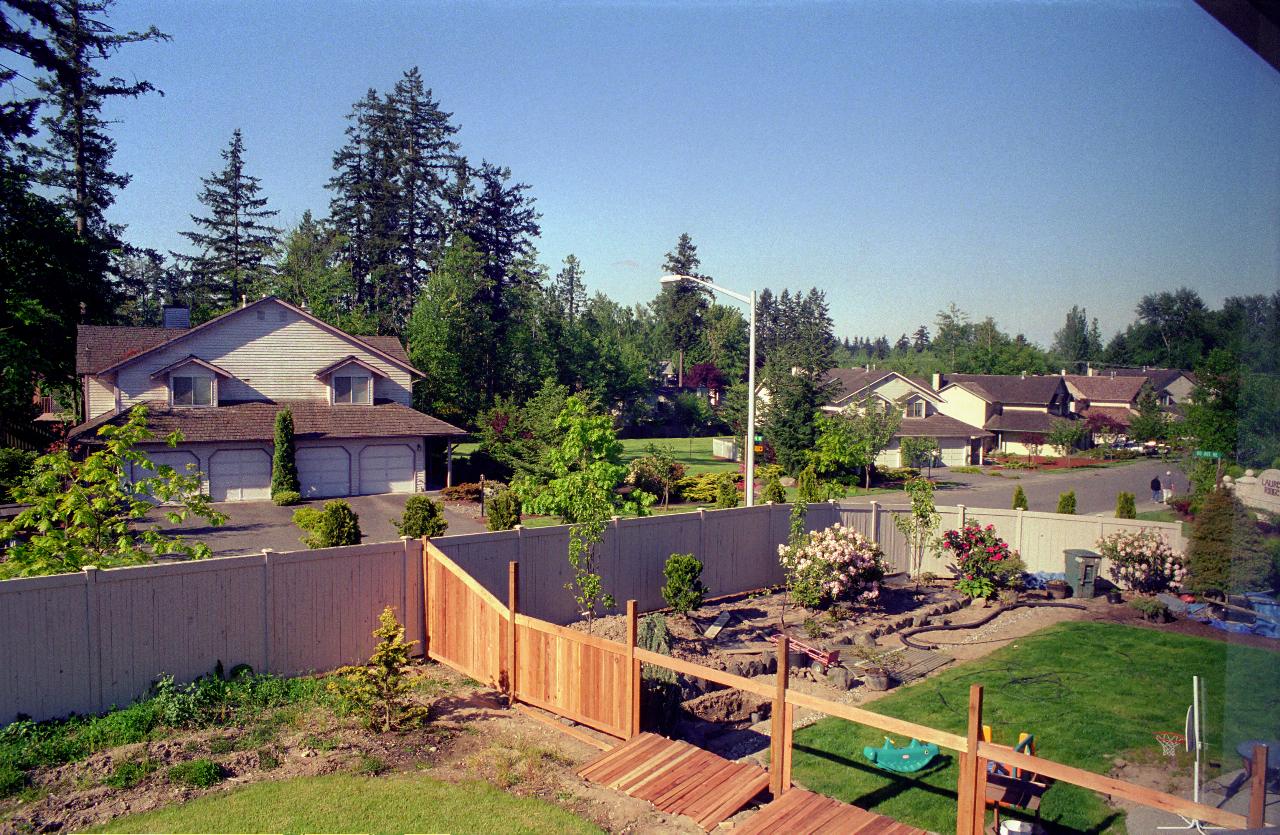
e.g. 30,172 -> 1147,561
178,129 -> 278,312
653,233 -> 710,386
895,334 -> 911,353
1,0 -> 67,153
113,248 -> 174,326
28,0 -> 169,237
1185,348 -> 1241,458
265,211 -> 370,333
761,360 -> 825,475
549,254 -> 587,322
405,235 -> 494,425
271,408 -> 299,498
1051,305 -> 1102,370
1185,489 -> 1271,595
912,325 -> 931,352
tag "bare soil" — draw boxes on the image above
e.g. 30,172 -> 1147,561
0,664 -> 699,835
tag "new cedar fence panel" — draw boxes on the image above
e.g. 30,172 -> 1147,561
423,544 -> 507,689
512,616 -> 629,739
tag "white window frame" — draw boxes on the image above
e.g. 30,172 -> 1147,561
171,374 -> 215,407
905,399 -> 925,418
332,373 -> 372,405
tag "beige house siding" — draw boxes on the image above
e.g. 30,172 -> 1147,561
86,375 -> 117,420
107,303 -> 412,408
936,385 -> 990,428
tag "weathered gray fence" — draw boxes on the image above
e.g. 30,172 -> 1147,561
0,540 -> 423,724
836,501 -> 1187,576
0,501 -> 1185,724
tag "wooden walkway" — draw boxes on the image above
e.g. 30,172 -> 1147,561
736,787 -> 928,834
576,733 -> 928,834
576,732 -> 770,831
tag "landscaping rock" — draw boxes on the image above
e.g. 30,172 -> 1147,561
825,666 -> 853,690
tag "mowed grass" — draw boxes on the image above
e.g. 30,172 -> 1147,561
618,436 -> 739,474
89,772 -> 602,835
1135,509 -> 1192,538
791,621 -> 1280,834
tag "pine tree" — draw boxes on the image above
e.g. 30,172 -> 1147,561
271,408 -> 299,498
29,0 -> 169,237
178,129 -> 278,311
265,211 -> 368,333
653,233 -> 710,386
1012,485 -> 1028,510
1185,489 -> 1271,596
549,254 -> 587,322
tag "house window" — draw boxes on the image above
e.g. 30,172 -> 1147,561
172,375 -> 213,406
906,400 -> 925,418
334,375 -> 371,405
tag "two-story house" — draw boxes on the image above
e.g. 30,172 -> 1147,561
934,373 -> 1075,457
820,368 -> 992,467
1092,366 -> 1196,407
69,297 -> 465,502
1061,373 -> 1147,438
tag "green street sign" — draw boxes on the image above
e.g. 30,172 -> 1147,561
1194,450 -> 1222,459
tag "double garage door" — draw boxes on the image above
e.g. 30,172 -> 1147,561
297,444 -> 416,499
132,449 -> 271,503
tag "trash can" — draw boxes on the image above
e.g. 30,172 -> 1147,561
1064,549 -> 1102,599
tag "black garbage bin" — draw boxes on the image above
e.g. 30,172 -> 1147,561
1064,549 -> 1102,599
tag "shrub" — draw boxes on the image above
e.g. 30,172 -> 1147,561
1012,485 -> 1028,510
486,488 -> 521,532
941,521 -> 1025,599
271,408 -> 300,499
0,759 -> 23,796
168,758 -> 224,788
661,553 -> 707,615
1185,489 -> 1272,596
395,495 -> 448,538
272,490 -> 301,507
760,469 -> 786,504
1056,491 -> 1076,515
326,607 -> 426,732
877,467 -> 920,483
1168,493 -> 1199,518
628,451 -> 685,507
1115,492 -> 1137,519
714,473 -> 739,508
1098,530 -> 1184,593
779,523 -> 886,609
294,500 -> 362,549
0,447 -> 37,503
441,482 -> 484,502
1129,596 -> 1169,622
675,472 -> 721,504
636,614 -> 680,732
796,465 -> 821,504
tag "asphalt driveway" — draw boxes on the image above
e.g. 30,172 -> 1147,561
151,492 -> 488,557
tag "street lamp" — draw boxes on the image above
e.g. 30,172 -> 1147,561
660,274 -> 758,507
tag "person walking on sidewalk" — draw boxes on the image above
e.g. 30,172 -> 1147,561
1151,475 -> 1162,503
1163,471 -> 1174,503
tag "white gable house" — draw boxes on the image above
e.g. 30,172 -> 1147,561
70,297 -> 465,502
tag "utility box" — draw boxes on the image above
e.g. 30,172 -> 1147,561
1064,549 -> 1103,599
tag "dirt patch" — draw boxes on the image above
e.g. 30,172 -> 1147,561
0,664 -> 699,835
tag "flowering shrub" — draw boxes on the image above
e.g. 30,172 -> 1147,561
1098,530 -> 1185,594
778,523 -> 886,609
941,521 -> 1025,599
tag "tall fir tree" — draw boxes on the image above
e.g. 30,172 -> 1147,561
653,233 -> 710,386
29,0 -> 169,237
178,129 -> 278,313
549,254 -> 587,323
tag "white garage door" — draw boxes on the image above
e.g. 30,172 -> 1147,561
359,444 -> 416,495
134,450 -> 200,480
939,440 -> 969,467
209,449 -> 271,502
298,446 -> 351,498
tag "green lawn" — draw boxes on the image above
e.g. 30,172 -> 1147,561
791,621 -> 1280,834
618,436 -> 739,474
1136,509 -> 1193,538
90,772 -> 601,835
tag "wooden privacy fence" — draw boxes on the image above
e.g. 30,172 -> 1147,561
424,549 -> 1269,832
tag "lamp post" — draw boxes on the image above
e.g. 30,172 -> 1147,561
660,274 -> 757,507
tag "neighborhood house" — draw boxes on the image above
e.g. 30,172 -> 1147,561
70,297 -> 465,501
935,372 -> 1074,457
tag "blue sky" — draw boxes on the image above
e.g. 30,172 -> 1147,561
78,0 -> 1280,344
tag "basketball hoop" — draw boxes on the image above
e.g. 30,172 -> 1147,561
1156,732 -> 1186,758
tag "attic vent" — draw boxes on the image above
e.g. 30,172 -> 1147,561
162,305 -> 190,329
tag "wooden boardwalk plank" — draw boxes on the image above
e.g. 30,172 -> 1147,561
576,733 -> 650,780
645,750 -> 723,805
585,734 -> 670,785
659,758 -> 739,813
613,741 -> 694,792
735,788 -> 813,834
698,769 -> 771,829
676,762 -> 750,819
738,788 -> 929,835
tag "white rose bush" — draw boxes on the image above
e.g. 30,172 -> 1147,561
779,523 -> 887,610
1098,530 -> 1185,594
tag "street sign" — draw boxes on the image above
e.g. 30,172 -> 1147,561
1193,450 -> 1222,459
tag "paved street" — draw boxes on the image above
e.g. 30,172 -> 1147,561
876,458 -> 1183,516
149,492 -> 488,557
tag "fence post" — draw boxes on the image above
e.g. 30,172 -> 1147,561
870,500 -> 881,542
1015,509 -> 1025,558
400,536 -> 412,643
260,549 -> 274,672
83,566 -> 102,713
956,683 -> 985,835
507,561 -> 519,703
421,537 -> 432,659
1248,743 -> 1268,828
957,504 -> 967,530
627,600 -> 640,738
770,635 -> 791,798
